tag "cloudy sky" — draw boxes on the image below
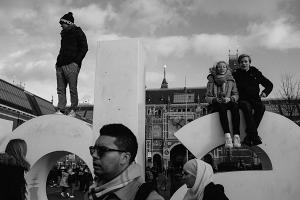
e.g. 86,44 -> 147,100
1,0 -> 300,105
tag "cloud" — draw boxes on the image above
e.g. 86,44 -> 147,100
192,34 -> 240,60
145,36 -> 191,58
108,0 -> 186,35
189,0 -> 286,19
245,17 -> 300,50
74,4 -> 116,32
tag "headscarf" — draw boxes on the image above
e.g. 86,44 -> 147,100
183,159 -> 213,200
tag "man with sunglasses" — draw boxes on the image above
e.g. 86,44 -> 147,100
88,123 -> 164,200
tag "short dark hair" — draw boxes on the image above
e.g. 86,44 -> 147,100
238,54 -> 251,64
99,124 -> 138,163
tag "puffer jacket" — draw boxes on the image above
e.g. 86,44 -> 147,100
56,25 -> 88,68
205,70 -> 239,104
0,153 -> 28,200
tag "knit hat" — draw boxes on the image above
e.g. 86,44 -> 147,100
60,12 -> 74,25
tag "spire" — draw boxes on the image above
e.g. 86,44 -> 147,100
161,64 -> 168,89
228,49 -> 239,71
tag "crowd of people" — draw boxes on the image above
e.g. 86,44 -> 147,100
47,163 -> 93,198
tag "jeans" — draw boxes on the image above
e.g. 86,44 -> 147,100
56,64 -> 79,112
211,101 -> 240,135
238,100 -> 265,136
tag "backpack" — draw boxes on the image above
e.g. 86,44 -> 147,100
134,182 -> 156,200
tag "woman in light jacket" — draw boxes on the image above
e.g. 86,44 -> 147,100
205,61 -> 241,148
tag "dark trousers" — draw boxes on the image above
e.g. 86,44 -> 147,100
211,102 -> 240,135
238,100 -> 265,136
56,64 -> 79,112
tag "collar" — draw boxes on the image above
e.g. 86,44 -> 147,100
88,162 -> 142,200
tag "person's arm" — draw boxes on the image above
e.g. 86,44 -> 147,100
74,28 -> 88,66
206,82 -> 219,104
230,81 -> 239,102
256,68 -> 273,97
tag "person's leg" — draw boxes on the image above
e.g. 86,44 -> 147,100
239,100 -> 257,146
56,67 -> 67,113
253,101 -> 266,128
227,102 -> 240,135
239,100 -> 258,134
250,101 -> 265,145
212,102 -> 233,148
212,102 -> 230,134
227,102 -> 241,147
64,64 -> 79,113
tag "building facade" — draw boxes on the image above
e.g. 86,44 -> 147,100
0,79 -> 56,129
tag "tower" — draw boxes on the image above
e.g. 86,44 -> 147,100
228,49 -> 239,71
160,64 -> 168,89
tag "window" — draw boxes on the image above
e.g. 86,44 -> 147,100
173,93 -> 195,103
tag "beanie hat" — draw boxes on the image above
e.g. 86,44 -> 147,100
60,12 -> 74,25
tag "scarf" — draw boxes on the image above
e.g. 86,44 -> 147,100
213,69 -> 234,86
183,159 -> 213,200
88,162 -> 142,200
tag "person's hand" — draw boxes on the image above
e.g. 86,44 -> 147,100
213,97 -> 222,103
223,97 -> 230,103
260,92 -> 266,98
70,62 -> 79,72
65,63 -> 79,73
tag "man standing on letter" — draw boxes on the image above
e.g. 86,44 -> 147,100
55,12 -> 88,117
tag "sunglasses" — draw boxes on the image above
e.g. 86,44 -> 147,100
89,145 -> 126,158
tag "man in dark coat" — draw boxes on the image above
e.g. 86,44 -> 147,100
233,54 -> 273,146
55,12 -> 88,117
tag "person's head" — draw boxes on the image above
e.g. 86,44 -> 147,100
215,61 -> 228,75
90,123 -> 138,182
182,159 -> 213,189
182,159 -> 197,188
238,54 -> 251,71
5,139 -> 30,171
59,12 -> 74,30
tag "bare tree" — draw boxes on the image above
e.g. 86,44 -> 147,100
278,73 -> 300,119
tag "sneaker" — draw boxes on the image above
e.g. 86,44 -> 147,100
68,110 -> 76,117
243,135 -> 253,147
233,135 -> 241,148
224,133 -> 233,149
70,195 -> 75,198
55,110 -> 64,115
252,135 -> 262,146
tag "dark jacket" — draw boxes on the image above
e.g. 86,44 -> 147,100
0,153 -> 27,200
56,25 -> 88,68
233,66 -> 273,102
203,182 -> 229,200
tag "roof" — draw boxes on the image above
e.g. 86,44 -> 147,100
0,79 -> 55,115
146,87 -> 207,104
